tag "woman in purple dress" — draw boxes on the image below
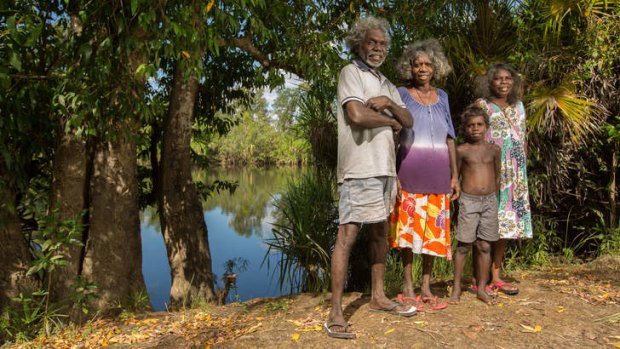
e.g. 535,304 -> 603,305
389,39 -> 459,310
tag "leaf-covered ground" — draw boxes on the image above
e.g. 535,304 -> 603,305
5,256 -> 620,348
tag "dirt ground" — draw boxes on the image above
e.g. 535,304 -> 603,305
8,256 -> 620,348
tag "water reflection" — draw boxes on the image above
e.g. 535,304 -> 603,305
141,166 -> 305,310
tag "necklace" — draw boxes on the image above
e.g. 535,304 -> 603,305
412,86 -> 435,105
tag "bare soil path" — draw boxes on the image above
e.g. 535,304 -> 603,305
7,256 -> 620,348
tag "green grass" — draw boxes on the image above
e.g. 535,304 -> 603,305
264,169 -> 338,293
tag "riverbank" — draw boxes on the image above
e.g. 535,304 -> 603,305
5,256 -> 620,348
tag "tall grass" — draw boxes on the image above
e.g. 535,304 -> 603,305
264,169 -> 338,293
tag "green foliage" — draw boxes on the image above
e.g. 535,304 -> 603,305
1,291 -> 66,343
70,277 -> 98,320
265,170 -> 338,293
0,206 -> 94,342
28,208 -> 84,277
504,230 -> 555,271
591,210 -> 620,256
126,290 -> 151,313
263,299 -> 290,313
383,250 -> 406,296
295,84 -> 338,168
211,91 -> 310,166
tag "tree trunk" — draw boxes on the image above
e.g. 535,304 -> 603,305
159,63 -> 216,308
610,140 -> 618,230
0,186 -> 37,308
49,133 -> 89,305
82,134 -> 147,311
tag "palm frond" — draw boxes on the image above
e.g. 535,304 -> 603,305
527,83 -> 608,145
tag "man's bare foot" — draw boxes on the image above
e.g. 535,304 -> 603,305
327,311 -> 348,332
477,289 -> 495,304
369,297 -> 414,313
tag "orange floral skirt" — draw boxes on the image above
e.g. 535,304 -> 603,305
389,191 -> 452,260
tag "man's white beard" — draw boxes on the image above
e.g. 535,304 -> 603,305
364,53 -> 385,68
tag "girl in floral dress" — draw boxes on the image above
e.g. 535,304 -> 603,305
474,64 -> 532,295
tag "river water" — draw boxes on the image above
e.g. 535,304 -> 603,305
140,166 -> 306,311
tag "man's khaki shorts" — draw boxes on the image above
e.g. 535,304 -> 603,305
338,176 -> 396,225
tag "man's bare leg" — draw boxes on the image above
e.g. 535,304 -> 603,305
328,223 -> 359,331
367,221 -> 412,311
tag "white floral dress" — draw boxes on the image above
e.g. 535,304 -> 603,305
476,98 -> 533,239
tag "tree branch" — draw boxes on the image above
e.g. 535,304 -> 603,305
218,34 -> 304,78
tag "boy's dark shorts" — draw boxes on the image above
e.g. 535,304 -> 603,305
456,192 -> 499,243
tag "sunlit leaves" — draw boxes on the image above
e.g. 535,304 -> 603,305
527,83 -> 607,145
542,0 -> 620,40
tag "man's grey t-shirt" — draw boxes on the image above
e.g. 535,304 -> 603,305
336,59 -> 407,183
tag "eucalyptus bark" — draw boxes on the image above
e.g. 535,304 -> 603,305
81,134 -> 147,310
159,63 -> 216,307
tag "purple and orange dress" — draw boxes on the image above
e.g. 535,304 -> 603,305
389,87 -> 455,260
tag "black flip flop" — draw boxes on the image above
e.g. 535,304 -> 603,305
492,282 -> 519,295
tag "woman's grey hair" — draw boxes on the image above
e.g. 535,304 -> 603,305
345,16 -> 391,56
474,63 -> 523,104
396,39 -> 452,81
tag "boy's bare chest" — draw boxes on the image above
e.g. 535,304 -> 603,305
463,147 -> 495,165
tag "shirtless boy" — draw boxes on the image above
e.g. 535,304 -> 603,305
449,106 -> 501,304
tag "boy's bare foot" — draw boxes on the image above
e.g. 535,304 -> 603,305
448,287 -> 461,305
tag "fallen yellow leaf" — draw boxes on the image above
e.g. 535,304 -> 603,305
497,303 -> 504,308
255,317 -> 263,321
292,333 -> 300,341
286,319 -> 303,326
384,328 -> 395,334
206,0 -> 215,13
613,343 -> 620,349
557,306 -> 565,313
534,325 -> 542,332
